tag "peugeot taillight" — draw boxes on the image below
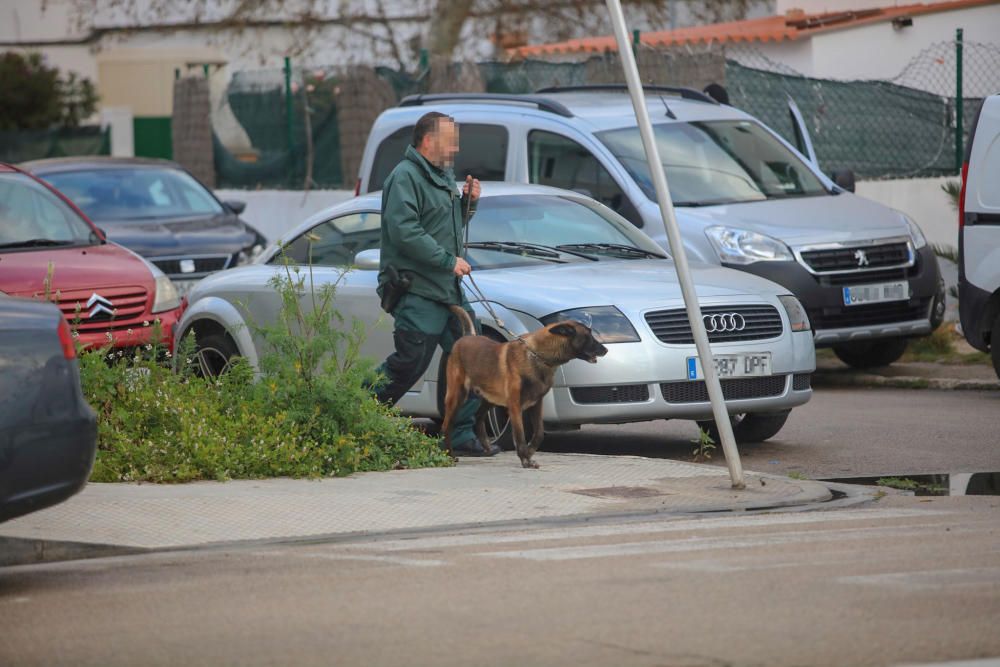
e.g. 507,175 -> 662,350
57,318 -> 76,360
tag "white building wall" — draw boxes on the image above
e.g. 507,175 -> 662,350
807,4 -> 1000,81
856,176 -> 959,249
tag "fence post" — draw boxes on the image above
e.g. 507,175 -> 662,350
955,28 -> 964,173
632,29 -> 640,57
284,56 -> 294,185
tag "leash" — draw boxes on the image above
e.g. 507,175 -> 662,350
460,178 -> 557,367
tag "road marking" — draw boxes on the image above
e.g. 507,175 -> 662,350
894,658 -> 1000,667
474,523 -> 974,562
302,553 -> 447,568
362,508 -> 949,553
838,567 -> 1000,591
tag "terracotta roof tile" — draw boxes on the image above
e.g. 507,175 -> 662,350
509,0 -> 998,57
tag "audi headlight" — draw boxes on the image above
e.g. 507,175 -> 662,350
150,264 -> 181,313
540,306 -> 640,344
705,226 -> 794,265
778,295 -> 811,332
902,214 -> 927,249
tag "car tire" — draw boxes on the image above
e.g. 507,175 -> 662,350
188,331 -> 240,379
833,337 -> 909,369
992,312 -> 1000,381
697,410 -> 791,444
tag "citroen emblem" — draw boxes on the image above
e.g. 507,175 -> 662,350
85,293 -> 115,319
854,249 -> 870,267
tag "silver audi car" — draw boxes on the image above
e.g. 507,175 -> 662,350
176,183 -> 815,446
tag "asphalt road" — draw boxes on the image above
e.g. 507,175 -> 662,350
2,496 -> 998,667
541,387 -> 1000,480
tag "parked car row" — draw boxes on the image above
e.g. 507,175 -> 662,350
6,88 -> 996,523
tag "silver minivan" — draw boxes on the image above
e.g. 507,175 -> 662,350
958,94 -> 1000,380
358,87 -> 946,369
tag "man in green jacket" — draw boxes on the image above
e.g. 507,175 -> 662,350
374,111 -> 500,456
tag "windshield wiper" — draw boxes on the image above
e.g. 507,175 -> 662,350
0,239 -> 75,249
556,243 -> 665,259
466,241 -> 598,262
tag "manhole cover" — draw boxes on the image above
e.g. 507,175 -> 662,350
571,486 -> 669,499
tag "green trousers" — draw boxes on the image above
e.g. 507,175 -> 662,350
374,293 -> 481,447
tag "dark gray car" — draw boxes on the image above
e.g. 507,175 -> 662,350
22,157 -> 266,296
0,295 -> 97,522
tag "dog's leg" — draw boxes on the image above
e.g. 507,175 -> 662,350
473,400 -> 493,453
524,403 -> 545,465
508,390 -> 537,469
441,359 -> 467,458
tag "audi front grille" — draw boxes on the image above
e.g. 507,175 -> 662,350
661,375 -> 788,403
644,305 -> 783,344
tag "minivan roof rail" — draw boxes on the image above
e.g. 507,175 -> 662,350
397,93 -> 574,118
535,84 -> 718,105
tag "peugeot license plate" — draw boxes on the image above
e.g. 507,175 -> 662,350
843,281 -> 908,306
686,353 -> 772,379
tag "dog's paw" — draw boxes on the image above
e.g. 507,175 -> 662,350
521,459 -> 540,469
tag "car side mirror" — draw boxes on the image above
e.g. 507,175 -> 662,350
223,200 -> 247,215
354,248 -> 381,270
830,169 -> 856,193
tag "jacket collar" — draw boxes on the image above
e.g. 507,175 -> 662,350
405,145 -> 456,192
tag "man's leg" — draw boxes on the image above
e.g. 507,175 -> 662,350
440,301 -> 499,456
374,294 -> 448,406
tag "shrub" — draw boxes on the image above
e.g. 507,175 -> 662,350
79,258 -> 451,483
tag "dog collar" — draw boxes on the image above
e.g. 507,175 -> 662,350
516,337 -> 561,367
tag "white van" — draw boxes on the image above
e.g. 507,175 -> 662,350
958,94 -> 1000,380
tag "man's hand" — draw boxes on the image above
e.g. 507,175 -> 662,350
453,257 -> 472,277
462,175 -> 481,202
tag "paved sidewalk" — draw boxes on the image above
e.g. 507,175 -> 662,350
814,357 -> 999,391
0,452 -> 832,564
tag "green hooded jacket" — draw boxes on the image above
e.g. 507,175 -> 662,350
378,145 -> 476,306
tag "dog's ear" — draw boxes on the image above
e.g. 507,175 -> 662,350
550,323 -> 576,337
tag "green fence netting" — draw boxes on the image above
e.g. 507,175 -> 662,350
0,125 -> 110,164
211,40 -> 999,189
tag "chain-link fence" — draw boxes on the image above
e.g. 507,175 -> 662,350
726,39 -> 1000,179
210,39 -> 999,189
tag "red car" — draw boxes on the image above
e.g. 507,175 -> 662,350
0,163 -> 185,349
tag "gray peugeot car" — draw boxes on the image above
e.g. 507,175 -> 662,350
358,87 -> 946,369
177,183 -> 815,447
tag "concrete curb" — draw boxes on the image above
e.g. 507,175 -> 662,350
0,536 -> 146,567
813,371 -> 999,391
0,470 -> 835,569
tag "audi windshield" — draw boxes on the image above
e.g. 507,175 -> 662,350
0,173 -> 99,250
466,194 -> 667,269
597,120 -> 829,207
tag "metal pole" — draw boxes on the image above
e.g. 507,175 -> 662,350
632,29 -> 640,58
284,56 -> 294,185
605,0 -> 745,488
955,28 -> 964,173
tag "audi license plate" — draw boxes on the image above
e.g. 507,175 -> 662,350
842,281 -> 908,307
686,353 -> 772,379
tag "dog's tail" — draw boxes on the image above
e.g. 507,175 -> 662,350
449,305 -> 475,337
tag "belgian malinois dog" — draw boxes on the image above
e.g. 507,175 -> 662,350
443,306 -> 608,468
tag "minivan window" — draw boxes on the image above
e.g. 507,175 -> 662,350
597,120 -> 828,206
368,123 -> 508,192
527,131 -> 639,224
